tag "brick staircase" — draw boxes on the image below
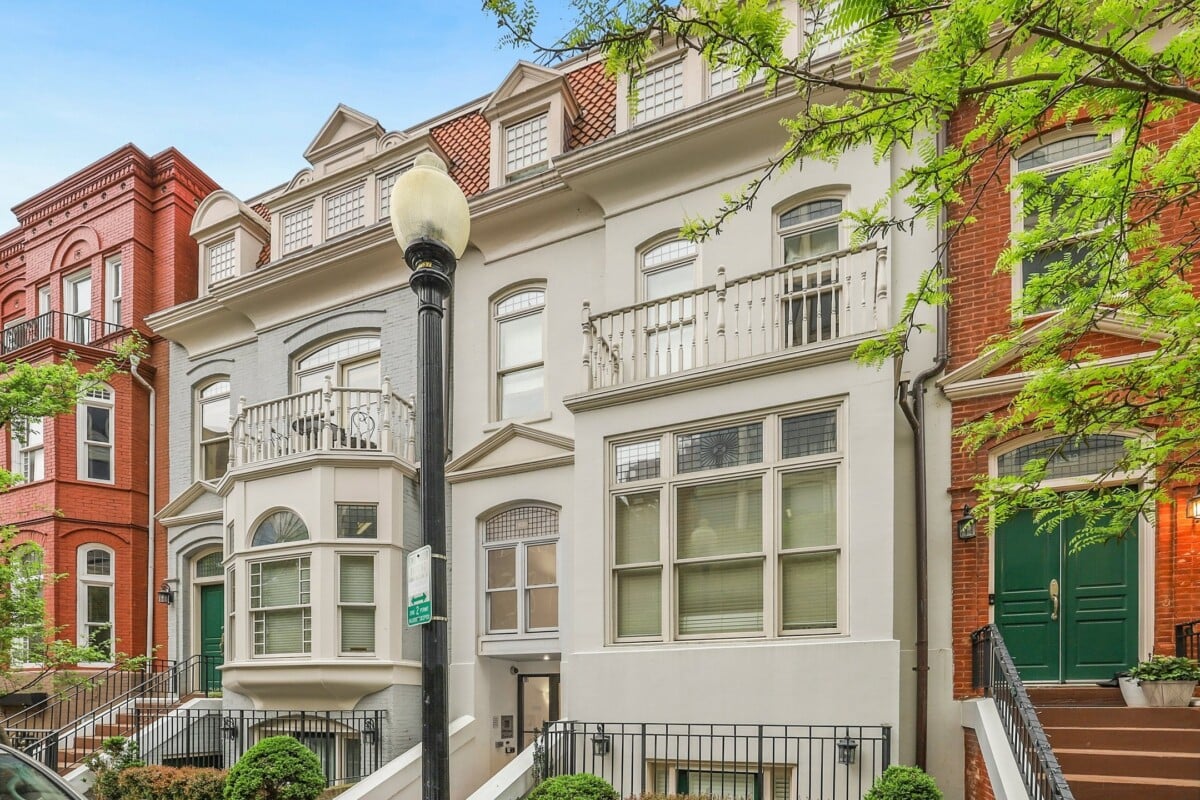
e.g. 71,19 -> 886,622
1029,686 -> 1200,800
53,695 -> 181,772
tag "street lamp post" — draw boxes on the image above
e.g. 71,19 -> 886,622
388,153 -> 470,800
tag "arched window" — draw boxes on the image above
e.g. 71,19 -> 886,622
777,199 -> 843,345
483,505 -> 559,635
495,289 -> 546,420
78,545 -> 115,659
778,198 -> 842,265
250,509 -> 309,547
197,379 -> 231,482
78,384 -> 114,483
294,335 -> 380,393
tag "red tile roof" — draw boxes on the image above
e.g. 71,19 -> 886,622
251,202 -> 272,267
432,113 -> 491,197
567,61 -> 617,150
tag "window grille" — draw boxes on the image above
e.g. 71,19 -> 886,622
505,114 -> 549,177
282,207 -> 313,253
781,410 -> 838,458
615,440 -> 662,483
377,168 -> 408,219
996,435 -> 1130,480
676,423 -> 763,474
484,506 -> 558,543
337,504 -> 378,539
326,184 -> 365,238
208,238 -> 236,284
633,61 -> 685,124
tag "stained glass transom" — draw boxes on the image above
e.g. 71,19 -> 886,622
505,114 -> 549,176
677,423 -> 764,474
251,509 -> 309,547
996,435 -> 1131,480
282,207 -> 313,253
208,237 -> 237,284
484,506 -> 559,543
297,336 -> 380,371
326,184 -> 365,238
633,60 -> 685,124
337,504 -> 378,539
781,411 -> 838,458
496,290 -> 545,317
195,552 -> 223,578
615,439 -> 662,483
1017,135 -> 1112,171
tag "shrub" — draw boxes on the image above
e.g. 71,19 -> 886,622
85,736 -> 144,800
1128,654 -> 1200,682
115,765 -> 225,800
865,765 -> 943,800
223,736 -> 326,800
528,773 -> 617,800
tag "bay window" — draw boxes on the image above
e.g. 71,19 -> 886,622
10,417 -> 44,481
78,546 -> 114,659
338,554 -> 375,654
611,407 -> 843,641
250,556 -> 311,655
78,385 -> 114,483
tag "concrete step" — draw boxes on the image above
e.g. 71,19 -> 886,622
1038,705 -> 1200,729
1045,725 -> 1200,752
1067,774 -> 1200,800
1056,748 -> 1200,781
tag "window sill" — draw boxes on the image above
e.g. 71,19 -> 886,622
484,413 -> 552,433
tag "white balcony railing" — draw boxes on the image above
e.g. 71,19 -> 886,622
231,377 -> 415,468
582,244 -> 889,389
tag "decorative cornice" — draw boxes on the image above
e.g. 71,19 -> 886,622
218,450 -> 416,496
939,351 -> 1154,401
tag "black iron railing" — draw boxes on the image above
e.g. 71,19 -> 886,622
2,659 -> 175,735
1175,619 -> 1200,660
0,311 -> 127,355
542,721 -> 891,800
971,625 -> 1074,800
135,708 -> 386,786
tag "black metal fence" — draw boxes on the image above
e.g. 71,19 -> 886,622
1175,619 -> 1200,660
137,708 -> 386,786
542,721 -> 891,800
971,625 -> 1074,800
0,310 -> 127,354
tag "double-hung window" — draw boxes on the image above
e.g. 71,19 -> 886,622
338,554 -> 375,654
611,407 -> 842,641
483,506 -> 559,635
78,385 -> 114,483
78,546 -> 114,659
778,199 -> 843,345
1013,133 -> 1113,296
104,255 -> 122,324
250,556 -> 312,655
495,289 -> 546,420
198,380 -> 231,481
63,269 -> 92,344
10,417 -> 44,481
642,239 -> 698,376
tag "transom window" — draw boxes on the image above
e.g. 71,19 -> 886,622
195,551 -> 224,579
198,379 -> 231,482
996,434 -> 1130,481
495,289 -> 546,420
611,407 -> 842,641
337,504 -> 378,539
78,384 -> 114,483
208,238 -> 237,285
78,546 -> 114,660
282,206 -> 313,254
295,335 -> 381,393
10,417 -> 44,482
250,557 -> 311,655
483,506 -> 559,635
251,509 -> 309,547
326,184 -> 365,238
505,114 -> 550,181
633,60 -> 685,124
1013,133 -> 1113,292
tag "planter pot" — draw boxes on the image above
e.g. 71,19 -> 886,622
1119,676 -> 1147,707
1139,680 -> 1198,707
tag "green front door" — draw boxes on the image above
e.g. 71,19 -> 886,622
199,584 -> 224,691
996,508 -> 1138,681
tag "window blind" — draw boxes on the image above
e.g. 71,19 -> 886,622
781,551 -> 837,630
616,568 -> 661,637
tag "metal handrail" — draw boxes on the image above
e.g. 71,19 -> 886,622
1175,619 -> 1200,660
971,625 -> 1075,800
0,310 -> 127,355
2,659 -> 174,733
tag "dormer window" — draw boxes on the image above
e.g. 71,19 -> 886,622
282,206 -> 313,254
504,114 -> 549,182
325,184 -> 365,238
633,60 -> 684,124
709,64 -> 740,97
208,237 -> 237,285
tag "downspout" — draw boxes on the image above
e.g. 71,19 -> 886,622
895,123 -> 950,771
130,355 -> 156,658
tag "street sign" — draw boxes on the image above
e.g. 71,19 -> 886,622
407,545 -> 432,626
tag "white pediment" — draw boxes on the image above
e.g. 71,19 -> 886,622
485,62 -> 564,113
158,480 -> 222,525
447,424 -> 574,483
190,189 -> 269,242
304,104 -> 386,165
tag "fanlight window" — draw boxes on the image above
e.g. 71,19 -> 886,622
996,435 -> 1130,481
251,510 -> 310,547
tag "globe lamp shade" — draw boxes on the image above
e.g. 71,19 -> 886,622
388,152 -> 470,260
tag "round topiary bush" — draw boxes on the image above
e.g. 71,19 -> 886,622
864,765 -> 943,800
528,773 -> 618,800
223,736 -> 326,800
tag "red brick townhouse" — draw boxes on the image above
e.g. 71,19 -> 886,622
0,145 -> 219,663
939,99 -> 1200,798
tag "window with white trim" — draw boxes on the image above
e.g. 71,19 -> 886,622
778,199 -> 843,345
63,269 -> 92,345
642,239 -> 698,376
104,255 -> 122,324
11,545 -> 44,664
78,546 -> 115,659
1014,133 -> 1113,292
78,385 -> 114,483
226,566 -> 236,661
326,184 -> 365,238
483,506 -> 559,635
250,509 -> 309,547
504,114 -> 550,181
611,407 -> 842,641
338,554 -> 375,654
495,289 -> 546,420
208,237 -> 236,285
282,206 -> 313,253
337,504 -> 378,539
378,167 -> 409,220
197,379 -> 231,482
633,60 -> 685,124
10,417 -> 44,482
250,556 -> 311,655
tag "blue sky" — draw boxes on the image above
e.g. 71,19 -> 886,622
0,1 -> 575,228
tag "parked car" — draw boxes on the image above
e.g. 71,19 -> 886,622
0,743 -> 85,799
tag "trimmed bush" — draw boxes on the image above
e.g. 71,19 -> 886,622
115,765 -> 226,800
223,736 -> 326,800
865,765 -> 943,800
528,774 -> 618,800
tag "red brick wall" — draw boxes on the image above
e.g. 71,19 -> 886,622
964,730 -> 997,800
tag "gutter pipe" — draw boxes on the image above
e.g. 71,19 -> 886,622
129,355 -> 156,658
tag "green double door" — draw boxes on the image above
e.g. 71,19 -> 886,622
996,509 -> 1138,681
199,584 -> 225,692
